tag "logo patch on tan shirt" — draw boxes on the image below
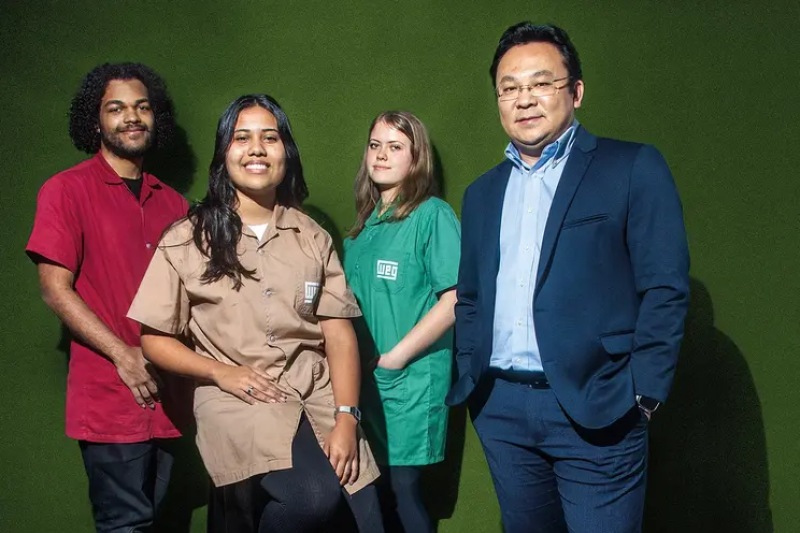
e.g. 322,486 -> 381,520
304,282 -> 320,304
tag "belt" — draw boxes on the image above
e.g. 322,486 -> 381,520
487,368 -> 550,389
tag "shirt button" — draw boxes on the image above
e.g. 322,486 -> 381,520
355,264 -> 360,270
269,334 -> 276,342
527,208 -> 533,213
145,242 -> 152,249
519,282 -> 524,287
262,289 -> 272,297
258,249 -> 264,255
517,320 -> 522,326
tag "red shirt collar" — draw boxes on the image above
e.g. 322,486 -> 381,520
93,152 -> 162,189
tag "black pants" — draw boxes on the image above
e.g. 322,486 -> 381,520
208,417 -> 384,533
79,440 -> 174,533
376,465 -> 432,533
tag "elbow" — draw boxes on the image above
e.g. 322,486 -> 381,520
39,283 -> 62,312
440,290 -> 458,322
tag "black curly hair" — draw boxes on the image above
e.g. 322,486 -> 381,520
68,62 -> 175,154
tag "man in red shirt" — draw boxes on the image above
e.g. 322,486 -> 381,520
26,63 -> 189,533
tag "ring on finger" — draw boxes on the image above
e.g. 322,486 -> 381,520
246,385 -> 254,395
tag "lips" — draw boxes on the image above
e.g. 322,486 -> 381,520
516,116 -> 543,124
372,165 -> 391,171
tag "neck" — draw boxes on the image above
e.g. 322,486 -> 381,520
517,147 -> 542,167
379,186 -> 399,210
236,190 -> 276,225
99,146 -> 143,180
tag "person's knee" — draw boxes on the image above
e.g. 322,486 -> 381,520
268,474 -> 343,526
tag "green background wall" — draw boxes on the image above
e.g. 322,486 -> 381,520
1,1 -> 798,532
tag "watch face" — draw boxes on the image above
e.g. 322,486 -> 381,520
639,397 -> 660,411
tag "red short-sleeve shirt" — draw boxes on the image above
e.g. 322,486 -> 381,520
26,153 -> 190,443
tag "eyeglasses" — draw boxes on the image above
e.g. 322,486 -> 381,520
496,76 -> 571,101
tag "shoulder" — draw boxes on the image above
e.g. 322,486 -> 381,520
413,196 -> 456,218
147,175 -> 190,210
289,207 -> 335,250
465,159 -> 513,196
159,217 -> 194,248
594,136 -> 666,167
413,198 -> 460,233
39,158 -> 96,194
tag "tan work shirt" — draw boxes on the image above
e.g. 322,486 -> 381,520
128,205 -> 379,493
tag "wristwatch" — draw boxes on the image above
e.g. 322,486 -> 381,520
334,405 -> 362,422
636,394 -> 660,413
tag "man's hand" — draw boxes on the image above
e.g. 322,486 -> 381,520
324,416 -> 359,486
211,364 -> 287,405
115,347 -> 160,409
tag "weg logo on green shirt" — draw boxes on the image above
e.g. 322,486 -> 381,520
376,260 -> 398,281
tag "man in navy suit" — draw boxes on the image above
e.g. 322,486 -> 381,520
447,22 -> 690,532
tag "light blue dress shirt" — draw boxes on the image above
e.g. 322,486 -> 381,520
490,121 -> 579,372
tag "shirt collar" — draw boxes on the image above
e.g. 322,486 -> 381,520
93,152 -> 162,189
364,199 -> 405,227
504,119 -> 580,172
273,204 -> 302,230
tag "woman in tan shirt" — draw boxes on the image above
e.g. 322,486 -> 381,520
128,94 -> 382,533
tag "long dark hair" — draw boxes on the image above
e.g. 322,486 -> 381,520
69,62 -> 175,153
189,94 -> 308,289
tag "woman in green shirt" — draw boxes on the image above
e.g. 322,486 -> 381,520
343,111 -> 461,533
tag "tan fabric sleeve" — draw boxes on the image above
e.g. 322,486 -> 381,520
315,233 -> 362,319
128,243 -> 190,335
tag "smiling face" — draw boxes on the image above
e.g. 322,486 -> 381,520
225,106 -> 287,204
366,120 -> 414,198
496,42 -> 584,164
98,79 -> 155,159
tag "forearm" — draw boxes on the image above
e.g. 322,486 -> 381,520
141,330 -> 226,384
42,284 -> 130,364
321,318 -> 361,409
387,289 -> 457,366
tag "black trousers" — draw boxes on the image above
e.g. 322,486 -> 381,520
208,417 -> 384,533
79,440 -> 174,533
376,465 -> 432,533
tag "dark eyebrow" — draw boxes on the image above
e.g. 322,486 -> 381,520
103,98 -> 150,108
497,70 -> 556,84
369,138 -> 406,145
234,127 -> 279,133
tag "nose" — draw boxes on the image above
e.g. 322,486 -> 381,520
123,107 -> 142,124
516,85 -> 538,107
376,146 -> 388,160
248,138 -> 267,156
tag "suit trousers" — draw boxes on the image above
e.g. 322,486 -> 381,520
470,376 -> 648,533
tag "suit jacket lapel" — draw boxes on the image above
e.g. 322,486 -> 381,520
535,127 -> 597,297
481,160 -> 513,282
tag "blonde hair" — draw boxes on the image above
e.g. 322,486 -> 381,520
348,111 -> 437,238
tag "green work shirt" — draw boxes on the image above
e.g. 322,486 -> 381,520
343,197 -> 461,465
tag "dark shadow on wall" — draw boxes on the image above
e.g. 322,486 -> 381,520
432,143 -> 447,200
303,204 -> 345,256
144,125 -> 198,196
644,278 -> 773,533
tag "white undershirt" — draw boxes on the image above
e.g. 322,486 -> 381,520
247,223 -> 269,241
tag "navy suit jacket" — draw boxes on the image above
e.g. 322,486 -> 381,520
446,126 -> 690,429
